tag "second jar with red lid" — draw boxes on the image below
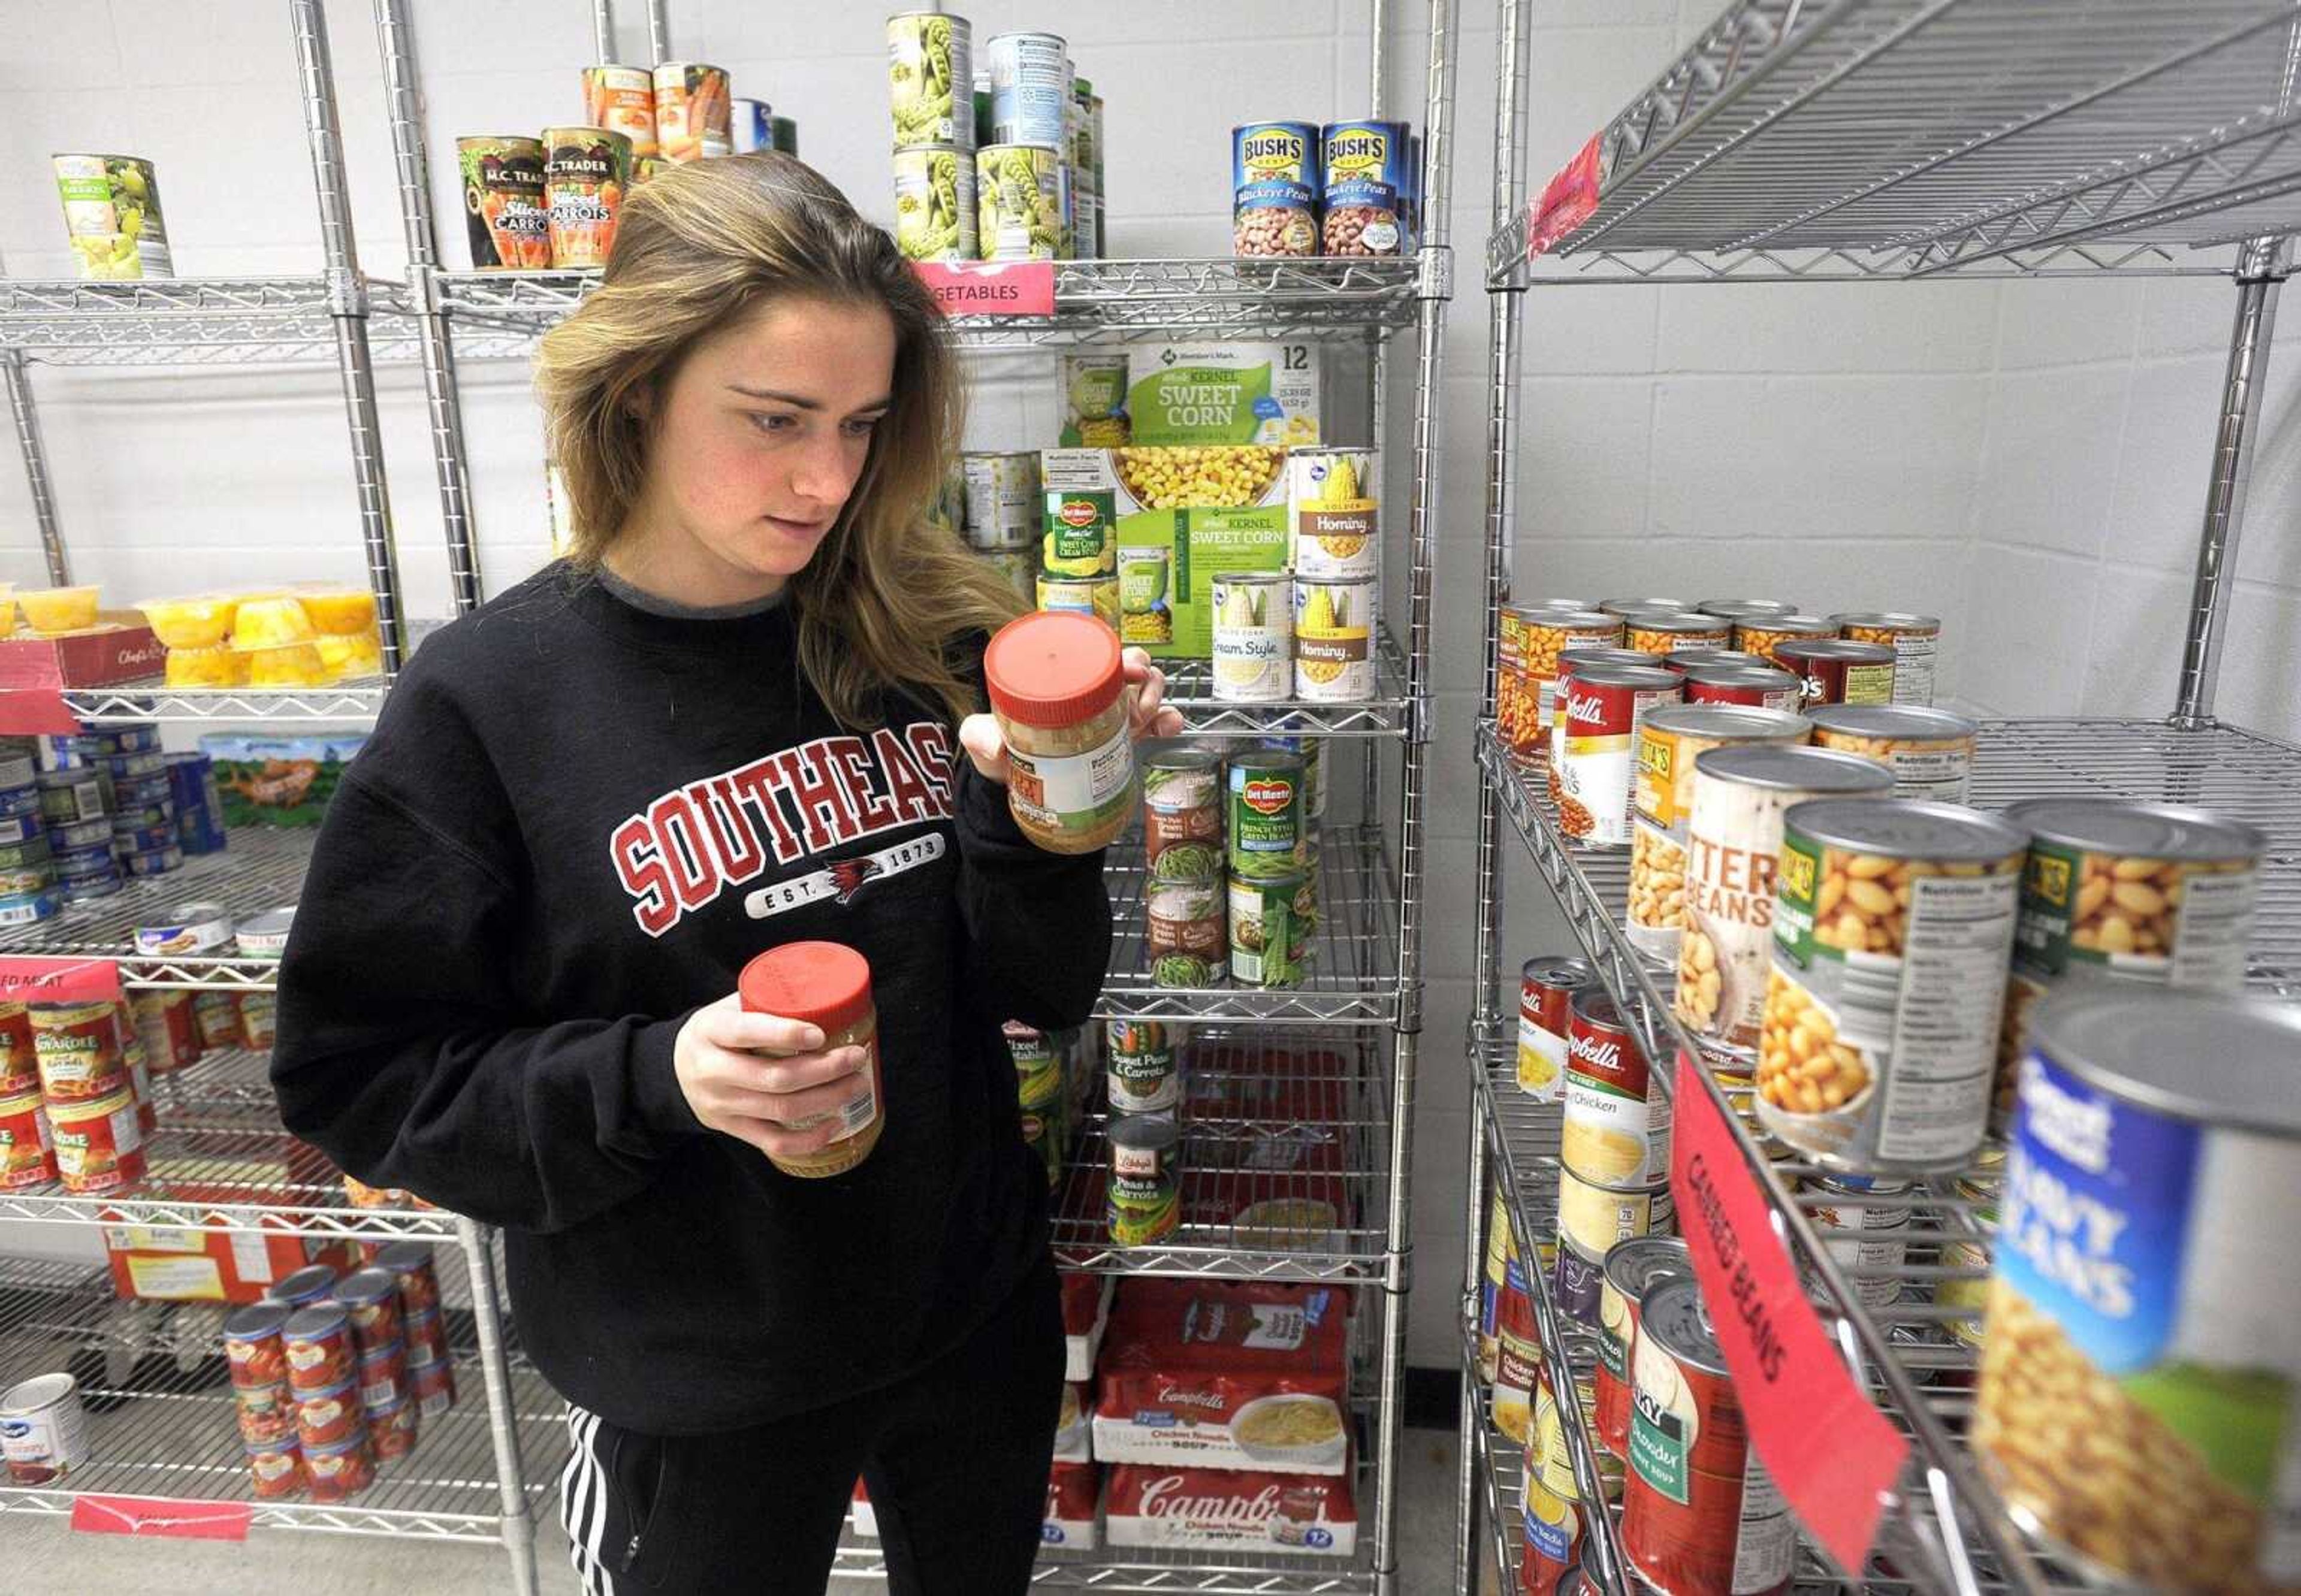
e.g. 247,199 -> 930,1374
738,942 -> 880,1180
982,612 -> 1138,856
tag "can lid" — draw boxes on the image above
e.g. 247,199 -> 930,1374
739,941 -> 874,1035
0,1371 -> 76,1416
1695,599 -> 1800,618
222,1301 -> 294,1341
1692,743 -> 1895,796
1639,704 -> 1810,742
1599,598 -> 1689,613
268,1264 -> 339,1305
1527,608 -> 1618,630
334,1268 -> 398,1308
282,1304 -> 349,1341
1519,954 -> 1595,986
1601,1235 -> 1693,1300
1998,797 -> 2266,862
1804,704 -> 1978,742
1554,647 -> 1651,673
983,612 -> 1125,729
357,1338 -> 406,1365
1618,612 -> 1728,634
2025,987 -> 2301,1133
372,1240 -> 433,1275
1669,648 -> 1771,670
1775,637 -> 1895,664
1738,613 -> 1837,633
1107,1113 -> 1179,1154
1681,663 -> 1801,690
1784,798 -> 2028,863
1830,611 -> 1940,631
1142,743 -> 1219,776
1566,984 -> 1629,1033
1565,663 -> 1681,690
1636,1278 -> 1728,1377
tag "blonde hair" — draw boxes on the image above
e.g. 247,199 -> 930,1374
535,153 -> 1022,728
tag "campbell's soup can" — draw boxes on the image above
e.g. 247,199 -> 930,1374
1563,989 -> 1668,1187
1595,1237 -> 1692,1458
652,63 -> 731,162
1557,664 -> 1683,848
1775,638 -> 1896,708
1521,1373 -> 1586,1594
582,65 -> 659,158
1548,647 -> 1659,804
1682,662 -> 1803,714
1832,612 -> 1941,706
1623,1280 -> 1795,1596
1516,955 -> 1595,1102
542,127 -> 633,269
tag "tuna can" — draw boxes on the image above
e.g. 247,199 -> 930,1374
53,155 -> 170,280
167,752 -> 227,855
1802,1173 -> 1913,1310
122,845 -> 182,878
1140,746 -> 1222,882
0,812 -> 40,848
50,818 -> 109,853
1493,1229 -> 1539,1440
1034,572 -> 1117,629
1832,612 -> 1941,706
1211,575 -> 1293,703
1041,488 -> 1115,578
1675,745 -> 1893,1056
29,734 -> 99,774
1729,613 -> 1837,664
1229,869 -> 1315,989
237,907 -> 297,957
1288,448 -> 1379,579
1596,1237 -> 1693,1459
1805,704 -> 1976,803
282,1303 -> 357,1394
1145,876 -> 1224,988
581,66 -> 658,158
729,97 -> 772,156
1106,1020 -> 1179,1115
1,1373 -> 89,1484
1556,663 -> 1684,848
892,144 -> 977,262
1629,706 -> 1813,963
1319,119 -> 1410,256
0,1092 -> 54,1189
47,1089 -> 143,1193
543,126 -> 633,269
1622,612 -> 1731,657
1774,638 -> 1897,708
1563,989 -> 1668,1185
224,1301 -> 294,1391
1624,1280 -> 1795,1596
246,1437 -> 304,1500
1601,598 -> 1690,618
1293,576 -> 1374,703
1994,799 -> 2264,1126
1695,600 -> 1801,625
234,1379 -> 297,1446
1233,121 -> 1319,256
0,862 -> 51,899
1758,799 -> 2026,1172
1551,1234 -> 1607,1331
294,1377 -> 364,1449
134,902 -> 235,957
889,12 -> 972,148
1977,990 -> 2301,1594
1516,954 -> 1596,1102
1227,752 -> 1306,880
985,31 -> 1067,147
651,63 -> 730,162
304,1430 -> 376,1504
455,136 -> 549,270
0,751 -> 32,792
977,143 -> 1067,259
59,870 -> 121,907
1106,1111 -> 1178,1246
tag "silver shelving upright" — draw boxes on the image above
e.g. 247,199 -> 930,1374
1464,4 -> 2301,1595
366,0 -> 1458,1589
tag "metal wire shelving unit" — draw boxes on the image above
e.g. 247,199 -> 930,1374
1461,3 -> 2301,1594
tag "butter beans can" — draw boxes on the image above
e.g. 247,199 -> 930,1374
1294,577 -> 1374,703
1756,799 -> 2026,1173
1805,704 -> 1976,803
1556,663 -> 1683,847
1516,955 -> 1595,1102
1976,990 -> 2301,1596
1627,706 -> 1811,962
1832,612 -> 1941,706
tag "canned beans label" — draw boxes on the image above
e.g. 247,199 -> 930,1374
1812,729 -> 1972,803
1843,624 -> 1938,706
2015,842 -> 2257,989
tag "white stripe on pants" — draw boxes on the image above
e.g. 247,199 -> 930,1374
560,1404 -> 618,1596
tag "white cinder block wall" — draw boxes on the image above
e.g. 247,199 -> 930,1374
1,1 -> 2295,1370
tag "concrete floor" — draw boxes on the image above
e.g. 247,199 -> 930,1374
0,1426 -> 1500,1595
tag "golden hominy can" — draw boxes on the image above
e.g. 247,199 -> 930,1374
1287,448 -> 1379,579
1293,577 -> 1373,702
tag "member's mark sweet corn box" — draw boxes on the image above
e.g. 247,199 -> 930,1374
1040,448 -> 1290,657
1115,342 -> 1321,448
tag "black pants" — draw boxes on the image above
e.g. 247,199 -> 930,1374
558,1257 -> 1063,1595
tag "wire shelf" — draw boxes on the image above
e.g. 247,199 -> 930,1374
1098,835 -> 1402,1026
0,1250 -> 561,1540
61,679 -> 388,725
1049,1032 -> 1391,1283
1490,0 -> 2301,285
0,278 -> 403,367
1156,631 -> 1414,741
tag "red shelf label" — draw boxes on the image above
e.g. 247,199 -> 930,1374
912,259 -> 1056,317
1527,133 -> 1604,258
0,957 -> 124,1003
1669,1050 -> 1909,1576
73,1495 -> 255,1540
0,688 -> 82,735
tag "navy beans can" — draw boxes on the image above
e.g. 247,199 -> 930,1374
1231,122 -> 1319,257
1320,120 -> 1411,255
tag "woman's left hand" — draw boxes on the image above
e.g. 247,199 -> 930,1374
960,647 -> 1187,784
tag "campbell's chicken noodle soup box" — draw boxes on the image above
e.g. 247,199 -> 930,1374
1063,1272 -> 1114,1383
1517,955 -> 1595,1102
1832,612 -> 1941,706
1093,1281 -> 1348,1474
455,137 -> 549,270
543,127 -> 632,270
1104,1462 -> 1357,1556
48,1089 -> 143,1192
1628,706 -> 1811,963
1557,663 -> 1683,847
0,1093 -> 53,1188
1623,1280 -> 1795,1596
582,65 -> 659,158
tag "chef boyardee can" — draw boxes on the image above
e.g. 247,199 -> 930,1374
1226,752 -> 1305,881
1106,1112 -> 1179,1246
1106,1020 -> 1178,1114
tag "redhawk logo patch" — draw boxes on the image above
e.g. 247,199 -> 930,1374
825,856 -> 884,905
744,835 -> 947,920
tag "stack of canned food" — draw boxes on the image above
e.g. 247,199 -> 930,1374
1140,739 -> 1324,993
1233,120 -> 1420,258
0,999 -> 158,1197
1,726 -> 228,923
224,1246 -> 457,1504
889,13 -> 1104,263
1103,1019 -> 1181,1247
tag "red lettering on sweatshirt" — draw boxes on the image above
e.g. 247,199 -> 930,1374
610,818 -> 680,936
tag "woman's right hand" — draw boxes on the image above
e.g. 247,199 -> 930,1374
673,993 -> 872,1161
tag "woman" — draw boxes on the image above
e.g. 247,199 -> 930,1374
273,154 -> 1179,1594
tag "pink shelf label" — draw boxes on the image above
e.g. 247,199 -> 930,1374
0,688 -> 82,735
1527,133 -> 1604,258
1669,1050 -> 1909,1576
0,957 -> 125,1003
73,1495 -> 255,1540
912,260 -> 1056,317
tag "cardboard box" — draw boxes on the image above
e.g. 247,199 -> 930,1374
1064,1272 -> 1113,1384
100,1215 -> 357,1304
1104,1461 -> 1354,1556
1039,449 -> 1288,657
0,616 -> 166,689
1116,343 -> 1321,447
1044,1461 -> 1101,1551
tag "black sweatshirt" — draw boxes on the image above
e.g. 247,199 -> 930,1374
271,563 -> 1110,1433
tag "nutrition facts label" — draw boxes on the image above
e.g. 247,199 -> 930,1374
2169,866 -> 2260,988
1879,872 -> 2021,1163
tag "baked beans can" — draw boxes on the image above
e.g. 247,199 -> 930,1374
304,1430 -> 376,1504
1774,638 -> 1895,707
1549,647 -> 1672,805
1804,704 -> 1976,803
1556,663 -> 1683,848
1294,577 -> 1375,702
1517,956 -> 1596,1102
1832,612 -> 1941,706
1694,600 -> 1801,625
1228,869 -> 1315,989
234,1380 -> 298,1446
582,65 -> 659,158
1107,1020 -> 1179,1115
409,1354 -> 458,1417
224,1301 -> 294,1390
2,1373 -> 88,1485
47,1089 -> 142,1192
1478,1180 -> 1512,1381
454,136 -> 550,271
1497,607 -> 1605,757
1622,611 -> 1730,657
1994,798 -> 2264,1127
282,1304 -> 357,1394
1562,988 -> 1668,1185
542,126 -> 633,269
1288,449 -> 1378,579
1595,1237 -> 1693,1458
1551,1234 -> 1607,1330
246,1437 -> 304,1500
1141,746 -> 1222,882
1493,1231 -> 1539,1441
1801,1173 -> 1911,1310
1624,1280 -> 1795,1596
1729,613 -> 1837,664
1231,121 -> 1319,256
1629,706 -> 1813,962
268,1263 -> 339,1309
1977,990 -> 2301,1595
1226,751 -> 1306,879
1320,119 -> 1411,256
890,13 -> 971,149
892,144 -> 977,262
1107,1111 -> 1179,1246
985,31 -> 1067,147
1675,745 -> 1894,1055
1757,799 -> 2026,1172
652,63 -> 730,162
53,155 -> 171,280
334,1268 -> 403,1354
977,143 -> 1068,260
1210,572 -> 1292,703
0,1092 -> 52,1187
294,1377 -> 365,1449
1146,876 -> 1225,988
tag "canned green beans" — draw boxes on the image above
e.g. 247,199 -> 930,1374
1227,752 -> 1306,881
1230,870 -> 1315,989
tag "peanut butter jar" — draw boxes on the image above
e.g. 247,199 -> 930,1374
738,942 -> 880,1178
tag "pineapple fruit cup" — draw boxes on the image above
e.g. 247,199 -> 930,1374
17,586 -> 101,634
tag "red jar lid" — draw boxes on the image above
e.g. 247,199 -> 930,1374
739,941 -> 874,1036
982,612 -> 1125,730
